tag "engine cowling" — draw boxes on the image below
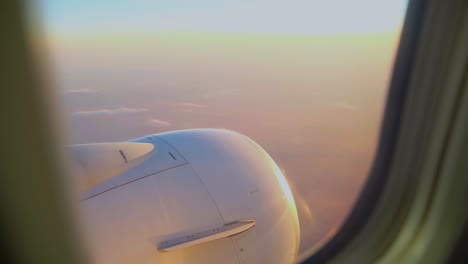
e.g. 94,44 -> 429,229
75,129 -> 300,264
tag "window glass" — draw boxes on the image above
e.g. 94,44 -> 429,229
38,0 -> 407,259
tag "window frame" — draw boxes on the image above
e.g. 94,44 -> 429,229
302,0 -> 468,262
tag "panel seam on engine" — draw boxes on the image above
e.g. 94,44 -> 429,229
155,136 -> 228,225
81,163 -> 188,201
155,135 -> 243,264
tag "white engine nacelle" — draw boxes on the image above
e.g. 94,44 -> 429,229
73,129 -> 300,264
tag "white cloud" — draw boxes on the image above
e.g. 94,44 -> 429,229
146,119 -> 172,128
61,89 -> 96,94
74,107 -> 149,116
177,102 -> 207,108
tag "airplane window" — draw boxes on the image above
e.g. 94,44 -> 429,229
36,0 -> 408,262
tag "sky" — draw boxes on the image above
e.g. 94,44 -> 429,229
39,0 -> 406,35
37,0 -> 407,257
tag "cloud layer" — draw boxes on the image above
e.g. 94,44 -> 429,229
145,119 -> 172,128
74,107 -> 149,116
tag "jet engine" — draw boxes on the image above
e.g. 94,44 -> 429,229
71,129 -> 300,264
